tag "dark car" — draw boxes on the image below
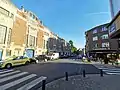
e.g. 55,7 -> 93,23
29,57 -> 39,64
32,55 -> 51,62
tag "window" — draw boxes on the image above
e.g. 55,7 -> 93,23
44,32 -> 49,36
29,35 -> 35,47
10,13 -> 14,18
30,13 -> 32,17
0,25 -> 7,44
93,36 -> 98,41
7,28 -> 12,45
102,42 -> 109,47
93,29 -> 97,34
101,34 -> 108,39
6,50 -> 11,56
44,40 -> 46,49
0,7 -> 9,16
109,23 -> 116,34
102,27 -> 107,31
33,15 -> 35,19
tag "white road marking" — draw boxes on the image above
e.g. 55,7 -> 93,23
0,72 -> 28,83
99,67 -> 120,75
0,74 -> 37,90
106,72 -> 120,75
103,70 -> 120,72
17,76 -> 47,90
0,69 -> 13,74
99,68 -> 120,71
0,70 -> 20,77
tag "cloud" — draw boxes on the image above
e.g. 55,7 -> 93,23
86,12 -> 110,16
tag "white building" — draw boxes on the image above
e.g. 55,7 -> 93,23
0,0 -> 17,60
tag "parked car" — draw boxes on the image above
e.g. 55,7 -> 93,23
29,57 -> 39,64
0,56 -> 30,69
50,53 -> 59,59
32,55 -> 51,62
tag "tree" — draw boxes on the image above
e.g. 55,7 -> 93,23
69,40 -> 77,53
69,40 -> 73,47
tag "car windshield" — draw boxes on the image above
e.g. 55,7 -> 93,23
1,0 -> 120,90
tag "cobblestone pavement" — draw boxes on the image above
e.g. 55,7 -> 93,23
39,74 -> 120,90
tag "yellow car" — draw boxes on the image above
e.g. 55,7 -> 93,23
0,56 -> 30,69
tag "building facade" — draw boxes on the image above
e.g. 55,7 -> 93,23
85,23 -> 118,58
108,0 -> 120,39
0,0 -> 17,60
0,0 -> 71,60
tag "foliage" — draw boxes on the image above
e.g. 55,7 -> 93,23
69,40 -> 77,53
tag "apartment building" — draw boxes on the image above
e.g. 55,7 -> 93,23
85,23 -> 118,58
0,0 -> 17,60
0,0 -> 71,59
36,21 -> 44,55
42,27 -> 51,54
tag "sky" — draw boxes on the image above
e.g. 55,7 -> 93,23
12,0 -> 111,49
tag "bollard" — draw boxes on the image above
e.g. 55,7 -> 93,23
83,70 -> 86,77
65,72 -> 68,81
100,69 -> 103,77
42,80 -> 46,90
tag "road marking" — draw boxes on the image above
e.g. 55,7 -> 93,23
17,76 -> 47,90
99,68 -> 120,71
0,69 -> 13,74
0,70 -> 20,78
0,72 -> 28,83
99,67 -> 120,75
0,74 -> 37,90
103,70 -> 120,72
106,72 -> 120,75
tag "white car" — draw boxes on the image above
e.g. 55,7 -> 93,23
48,53 -> 59,60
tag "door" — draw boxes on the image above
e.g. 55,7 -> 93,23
12,56 -> 22,66
25,49 -> 34,58
0,50 -> 2,61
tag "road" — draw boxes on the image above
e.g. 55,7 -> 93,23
0,59 -> 100,90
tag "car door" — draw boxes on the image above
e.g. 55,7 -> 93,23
19,56 -> 29,64
12,56 -> 22,66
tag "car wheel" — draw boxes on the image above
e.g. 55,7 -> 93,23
36,60 -> 39,63
5,63 -> 12,69
25,61 -> 29,65
45,59 -> 47,62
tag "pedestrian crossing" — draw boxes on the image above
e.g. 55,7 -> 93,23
0,69 -> 47,90
99,67 -> 120,75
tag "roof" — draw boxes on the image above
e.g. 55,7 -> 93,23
86,23 -> 109,33
107,11 -> 120,28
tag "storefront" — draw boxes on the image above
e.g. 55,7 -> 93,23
24,49 -> 34,58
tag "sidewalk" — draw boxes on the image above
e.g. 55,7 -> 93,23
39,74 -> 120,90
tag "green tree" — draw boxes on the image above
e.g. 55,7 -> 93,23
69,40 -> 73,47
69,40 -> 77,53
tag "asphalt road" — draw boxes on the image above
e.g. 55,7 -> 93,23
15,59 -> 100,82
0,59 -> 100,90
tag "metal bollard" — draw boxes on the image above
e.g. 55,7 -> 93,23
42,80 -> 46,90
65,72 -> 68,81
100,69 -> 103,77
83,70 -> 86,77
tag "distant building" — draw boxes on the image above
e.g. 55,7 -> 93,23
85,23 -> 118,58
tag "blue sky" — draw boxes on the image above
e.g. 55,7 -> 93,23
12,0 -> 111,48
